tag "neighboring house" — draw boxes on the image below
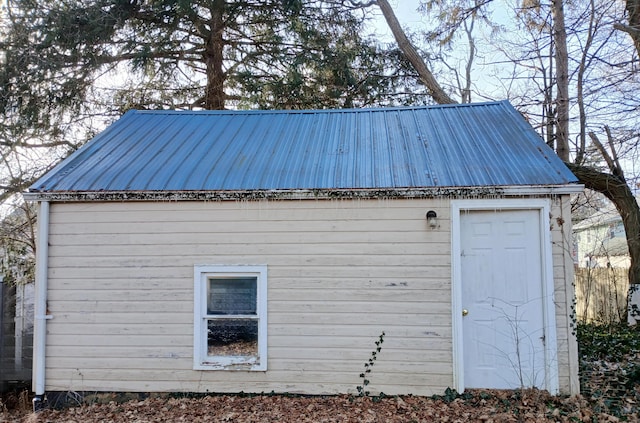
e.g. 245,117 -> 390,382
0,278 -> 33,391
573,202 -> 634,268
0,206 -> 35,390
24,101 -> 582,403
572,199 -> 639,326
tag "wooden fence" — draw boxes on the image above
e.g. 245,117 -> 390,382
574,267 -> 629,324
0,279 -> 33,391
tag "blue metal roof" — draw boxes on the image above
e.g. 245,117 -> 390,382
28,101 -> 578,195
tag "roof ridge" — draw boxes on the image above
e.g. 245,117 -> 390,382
130,100 -> 508,115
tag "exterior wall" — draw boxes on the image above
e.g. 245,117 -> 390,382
43,196 -> 576,396
574,220 -> 628,268
45,199 -> 453,396
552,195 -> 580,395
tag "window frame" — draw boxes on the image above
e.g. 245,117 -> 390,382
193,265 -> 267,371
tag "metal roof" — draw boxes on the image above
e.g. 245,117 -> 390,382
28,101 -> 579,197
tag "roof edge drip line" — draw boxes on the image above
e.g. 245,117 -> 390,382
24,185 -> 584,202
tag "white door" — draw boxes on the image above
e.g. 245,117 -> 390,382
460,209 -> 546,389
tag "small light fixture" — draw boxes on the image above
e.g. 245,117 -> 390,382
426,210 -> 438,228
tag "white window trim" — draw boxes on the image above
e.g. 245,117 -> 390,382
193,265 -> 268,371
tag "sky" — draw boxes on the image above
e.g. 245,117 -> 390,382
369,0 -> 426,39
366,0 -> 511,103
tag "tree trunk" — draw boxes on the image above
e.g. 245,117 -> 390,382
566,163 -> 640,287
626,0 -> 640,56
552,0 -> 570,161
204,0 -> 226,110
376,0 -> 456,105
614,0 -> 640,57
544,46 -> 555,151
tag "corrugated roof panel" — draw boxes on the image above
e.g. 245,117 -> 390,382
186,115 -> 243,190
308,113 -> 333,188
335,111 -> 356,188
400,110 -> 426,186
284,113 -> 315,189
149,114 -> 210,190
143,113 -> 206,190
385,111 -> 405,186
419,107 -> 459,186
28,101 -> 579,194
454,107 -> 492,185
101,113 -> 178,190
215,114 -> 261,189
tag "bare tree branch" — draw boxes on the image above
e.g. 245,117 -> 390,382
376,0 -> 456,104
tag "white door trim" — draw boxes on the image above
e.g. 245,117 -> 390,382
451,199 -> 559,393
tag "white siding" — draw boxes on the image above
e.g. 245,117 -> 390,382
552,195 -> 580,395
45,199 -> 452,396
44,197 -> 574,395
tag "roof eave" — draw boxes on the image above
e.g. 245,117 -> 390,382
23,184 -> 584,202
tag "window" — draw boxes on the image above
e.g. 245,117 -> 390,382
194,265 -> 267,370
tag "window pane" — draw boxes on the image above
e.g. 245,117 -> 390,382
207,277 -> 257,315
207,319 -> 258,356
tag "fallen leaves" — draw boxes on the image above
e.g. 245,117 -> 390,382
2,328 -> 639,423
0,390 -> 622,423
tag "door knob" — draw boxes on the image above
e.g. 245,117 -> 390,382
462,309 -> 469,316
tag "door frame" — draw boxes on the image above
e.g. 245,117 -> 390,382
451,199 -> 559,394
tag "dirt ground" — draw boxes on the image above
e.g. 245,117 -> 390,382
0,388 -> 630,423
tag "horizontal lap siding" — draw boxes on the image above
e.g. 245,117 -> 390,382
551,196 -> 580,394
45,199 -> 452,396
